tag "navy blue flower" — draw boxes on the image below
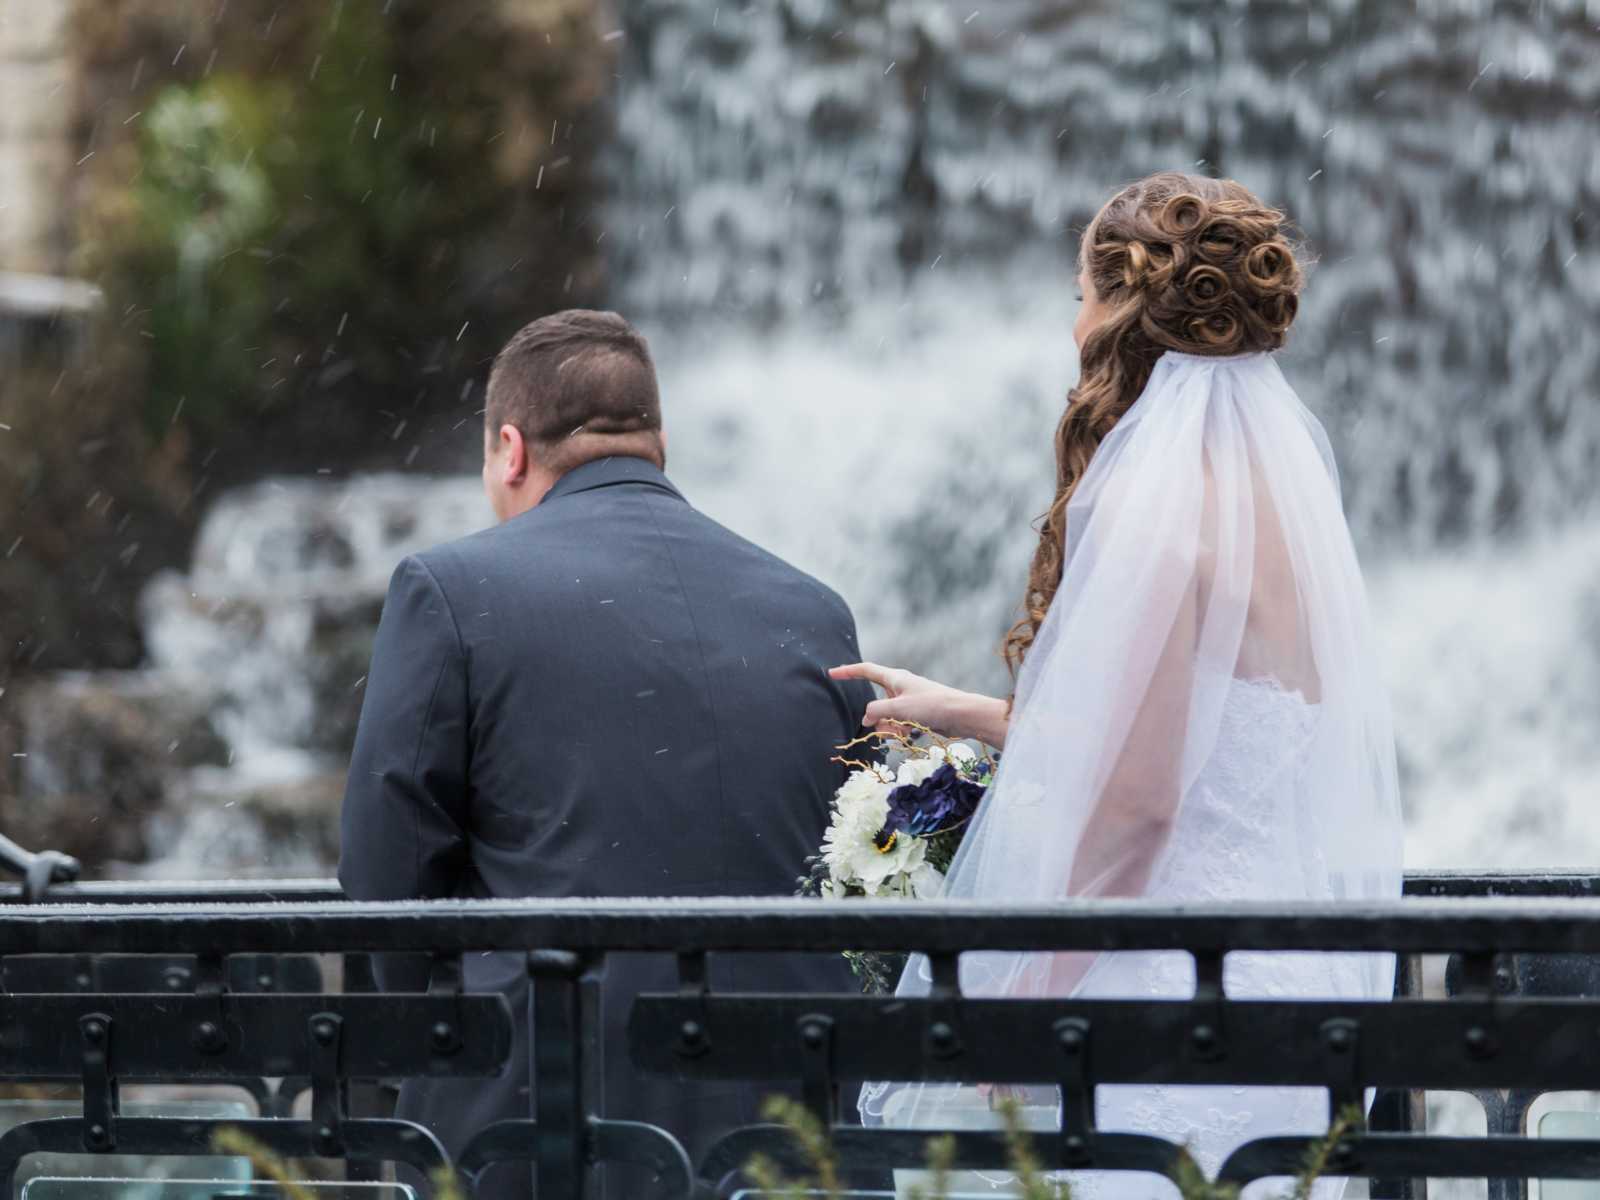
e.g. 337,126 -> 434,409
884,763 -> 984,837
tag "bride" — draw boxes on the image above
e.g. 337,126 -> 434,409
832,171 -> 1404,1196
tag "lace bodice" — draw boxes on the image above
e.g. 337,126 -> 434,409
1147,675 -> 1324,904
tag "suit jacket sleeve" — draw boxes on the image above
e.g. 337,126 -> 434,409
338,554 -> 470,901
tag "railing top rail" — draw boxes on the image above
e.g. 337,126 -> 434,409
0,878 -> 345,906
3,868 -> 1593,908
3,870 -> 1587,908
1402,869 -> 1600,897
3,894 -> 1600,956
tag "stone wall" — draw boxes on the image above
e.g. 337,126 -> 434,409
0,0 -> 77,274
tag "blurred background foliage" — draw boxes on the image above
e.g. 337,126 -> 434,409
2,0 -> 611,675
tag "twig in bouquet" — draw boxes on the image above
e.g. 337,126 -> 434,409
830,729 -> 899,781
830,732 -> 899,783
835,723 -> 933,754
830,753 -> 896,782
832,721 -> 998,775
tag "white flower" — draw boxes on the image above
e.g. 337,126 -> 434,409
848,830 -> 927,896
917,740 -> 979,771
908,861 -> 946,898
822,769 -> 892,887
835,765 -> 891,815
894,754 -> 942,789
821,768 -> 931,896
815,761 -> 959,900
945,742 -> 978,768
875,856 -> 942,899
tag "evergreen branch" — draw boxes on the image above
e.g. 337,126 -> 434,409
1169,1147 -> 1240,1200
1290,1104 -> 1363,1200
993,1095 -> 1072,1199
209,1128 -> 315,1200
760,1095 -> 844,1195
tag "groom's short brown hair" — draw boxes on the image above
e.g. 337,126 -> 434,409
486,309 -> 662,470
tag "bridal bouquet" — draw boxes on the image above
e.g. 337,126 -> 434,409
800,725 -> 995,991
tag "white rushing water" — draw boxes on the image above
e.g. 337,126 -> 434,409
597,0 -> 1600,877
644,288 -> 1600,875
1371,519 -> 1600,870
140,474 -> 491,785
130,273 -> 1600,879
124,0 -> 1600,888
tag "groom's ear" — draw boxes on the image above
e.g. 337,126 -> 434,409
497,423 -> 529,485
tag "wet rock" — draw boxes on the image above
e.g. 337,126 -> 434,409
141,579 -> 383,757
141,475 -> 487,759
0,673 -> 229,868
0,475 -> 487,878
303,595 -> 386,756
142,771 -> 345,878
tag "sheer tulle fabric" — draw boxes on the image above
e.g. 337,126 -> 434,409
860,351 -> 1403,1193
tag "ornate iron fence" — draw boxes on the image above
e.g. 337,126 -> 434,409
0,858 -> 1597,1198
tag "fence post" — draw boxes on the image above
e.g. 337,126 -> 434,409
530,948 -> 589,1198
1369,951 -> 1427,1200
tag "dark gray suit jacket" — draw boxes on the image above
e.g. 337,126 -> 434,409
338,455 -> 872,1197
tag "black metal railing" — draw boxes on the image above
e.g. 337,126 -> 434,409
0,865 -> 1598,1198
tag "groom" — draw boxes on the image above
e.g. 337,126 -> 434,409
338,309 -> 873,1198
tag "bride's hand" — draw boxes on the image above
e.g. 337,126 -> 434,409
828,662 -> 1009,749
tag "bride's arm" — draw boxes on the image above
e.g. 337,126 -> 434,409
826,663 -> 1011,749
1038,548 -> 1199,996
1063,568 -> 1196,898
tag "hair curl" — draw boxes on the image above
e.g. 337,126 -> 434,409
1001,171 -> 1307,677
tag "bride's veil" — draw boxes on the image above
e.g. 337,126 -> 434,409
860,349 -> 1403,1127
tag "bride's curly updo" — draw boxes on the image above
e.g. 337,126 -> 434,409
1002,171 -> 1306,675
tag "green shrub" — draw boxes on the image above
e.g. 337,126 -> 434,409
1,0 -> 611,675
81,0 -> 610,454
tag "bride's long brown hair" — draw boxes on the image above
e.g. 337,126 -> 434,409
1002,171 -> 1307,676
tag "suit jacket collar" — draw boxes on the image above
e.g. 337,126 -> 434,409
542,455 -> 685,505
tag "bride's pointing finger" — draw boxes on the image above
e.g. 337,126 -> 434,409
829,662 -> 897,691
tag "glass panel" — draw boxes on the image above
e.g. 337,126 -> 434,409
22,1183 -> 416,1200
0,1099 -> 253,1193
1538,1110 -> 1600,1200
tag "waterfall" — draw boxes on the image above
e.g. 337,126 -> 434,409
604,0 -> 1600,871
41,476 -> 489,877
106,0 -> 1599,876
141,475 -> 490,773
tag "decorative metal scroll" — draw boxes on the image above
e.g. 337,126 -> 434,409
0,872 -> 1594,1198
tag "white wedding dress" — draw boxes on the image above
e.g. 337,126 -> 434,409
864,351 -> 1404,1198
1063,676 -> 1361,1198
